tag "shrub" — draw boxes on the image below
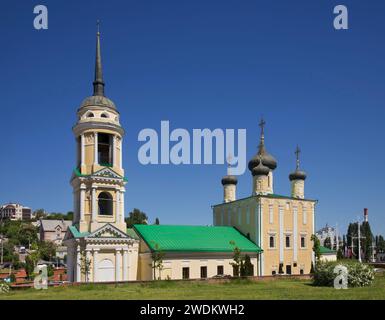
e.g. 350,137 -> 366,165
9,273 -> 16,283
312,260 -> 374,287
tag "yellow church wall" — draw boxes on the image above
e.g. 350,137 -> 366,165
213,195 -> 315,276
138,253 -> 259,281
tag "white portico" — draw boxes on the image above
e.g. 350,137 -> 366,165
65,224 -> 139,282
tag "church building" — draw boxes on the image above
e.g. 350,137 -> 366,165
213,121 -> 316,276
65,29 -> 316,282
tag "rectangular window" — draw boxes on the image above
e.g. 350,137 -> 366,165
269,205 -> 274,224
217,265 -> 224,275
269,235 -> 275,248
285,235 -> 291,248
301,236 -> 306,248
200,266 -> 207,279
182,267 -> 190,280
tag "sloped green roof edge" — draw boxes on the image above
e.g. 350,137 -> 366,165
68,225 -> 90,238
319,246 -> 336,254
74,167 -> 127,180
74,168 -> 89,177
133,224 -> 262,253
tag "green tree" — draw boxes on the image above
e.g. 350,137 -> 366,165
149,242 -> 164,280
337,248 -> 344,260
361,221 -> 373,262
2,241 -> 19,265
323,237 -> 332,249
66,211 -> 74,221
311,234 -> 321,263
34,209 -> 47,220
80,252 -> 92,282
18,224 -> 38,247
229,240 -> 242,277
347,222 -> 359,259
38,241 -> 57,261
24,256 -> 35,280
125,208 -> 148,228
376,235 -> 385,253
241,255 -> 254,276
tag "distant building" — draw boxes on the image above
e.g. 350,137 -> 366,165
0,203 -> 32,221
39,219 -> 72,246
316,224 -> 337,249
376,253 -> 385,263
319,246 -> 337,262
40,219 -> 73,261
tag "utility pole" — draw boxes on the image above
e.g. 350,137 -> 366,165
352,219 -> 365,263
358,220 -> 362,263
370,241 -> 376,262
335,223 -> 339,251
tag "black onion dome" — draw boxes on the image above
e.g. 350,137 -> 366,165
221,175 -> 238,186
248,151 -> 277,171
289,169 -> 307,181
252,161 -> 270,176
249,118 -> 277,172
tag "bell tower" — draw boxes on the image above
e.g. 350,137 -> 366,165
71,25 -> 127,233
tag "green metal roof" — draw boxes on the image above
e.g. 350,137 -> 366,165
319,246 -> 336,254
68,225 -> 90,238
133,224 -> 262,253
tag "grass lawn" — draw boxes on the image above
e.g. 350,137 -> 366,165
1,274 -> 385,300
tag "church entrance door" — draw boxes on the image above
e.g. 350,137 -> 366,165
98,259 -> 115,282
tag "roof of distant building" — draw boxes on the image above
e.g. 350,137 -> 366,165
40,219 -> 72,232
319,246 -> 336,255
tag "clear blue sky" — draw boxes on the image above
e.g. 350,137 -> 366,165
1,0 -> 384,236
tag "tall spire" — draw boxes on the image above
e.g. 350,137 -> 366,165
93,20 -> 105,96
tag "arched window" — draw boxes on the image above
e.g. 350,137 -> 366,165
101,113 -> 109,118
269,235 -> 275,248
86,112 -> 94,118
98,192 -> 113,216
